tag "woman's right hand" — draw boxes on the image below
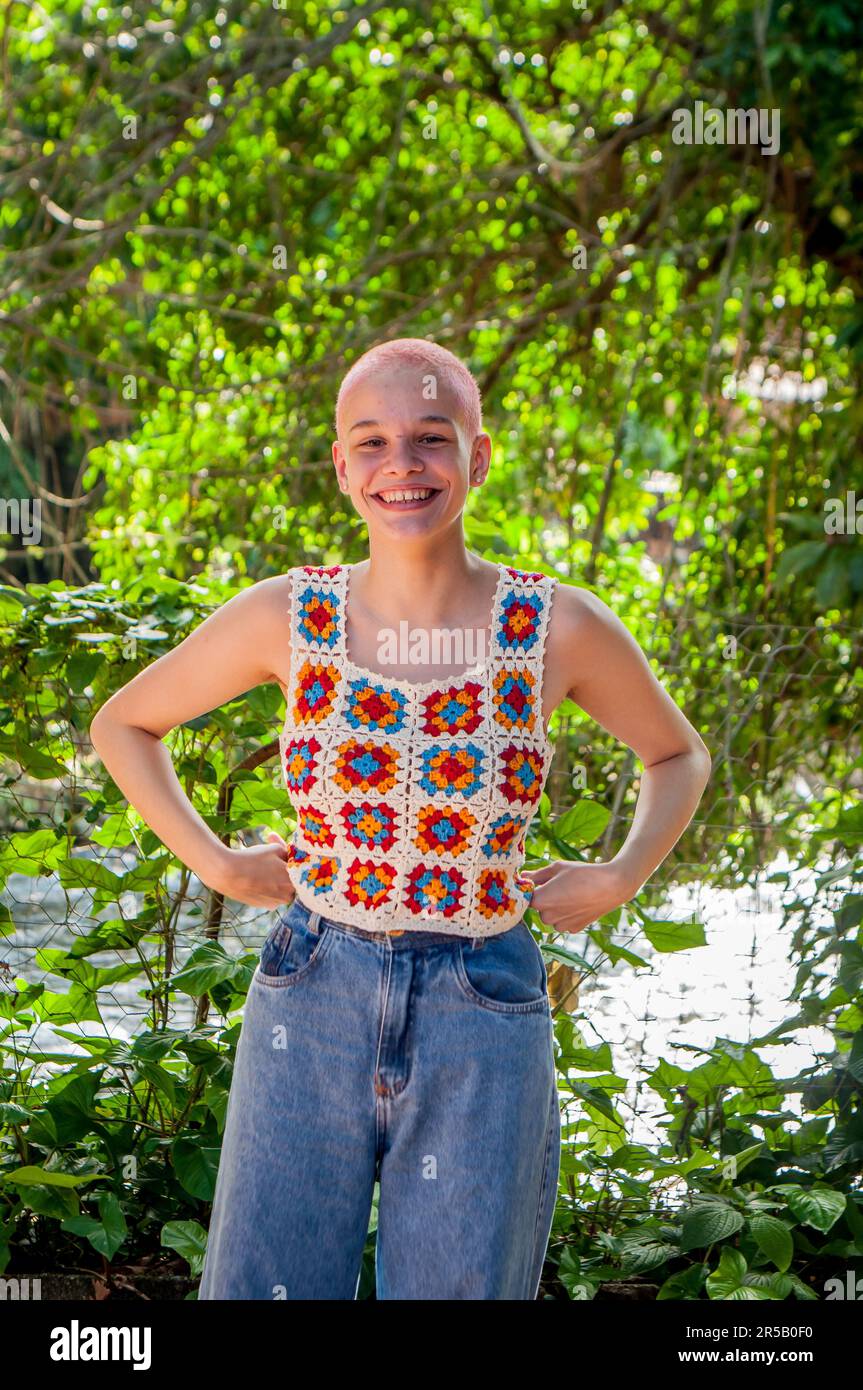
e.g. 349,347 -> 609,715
207,831 -> 299,909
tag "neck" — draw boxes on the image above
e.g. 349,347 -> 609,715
357,532 -> 488,623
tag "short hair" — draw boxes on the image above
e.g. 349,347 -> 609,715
334,337 -> 483,444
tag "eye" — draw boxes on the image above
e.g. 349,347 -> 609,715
419,433 -> 448,444
358,436 -> 386,448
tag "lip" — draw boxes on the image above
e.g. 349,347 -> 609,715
368,485 -> 444,512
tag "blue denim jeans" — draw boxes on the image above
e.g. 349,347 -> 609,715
198,894 -> 560,1300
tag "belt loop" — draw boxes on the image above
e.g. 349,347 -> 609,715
471,935 -> 484,951
308,909 -> 322,935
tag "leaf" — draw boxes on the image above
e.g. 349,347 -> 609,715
556,1245 -> 596,1301
773,1184 -> 847,1233
95,1192 -> 128,1259
0,827 -> 65,876
706,1246 -> 771,1300
0,586 -> 33,619
57,855 -> 124,893
680,1202 -> 745,1252
0,1101 -> 34,1125
62,1194 -> 127,1259
836,895 -> 863,932
657,1265 -> 707,1300
0,903 -> 14,938
557,1039 -> 614,1072
722,1140 -> 765,1178
814,548 -> 850,609
846,1028 -> 863,1086
66,652 -> 104,691
750,1214 -> 793,1272
641,919 -> 706,952
13,743 -> 69,779
705,1245 -> 744,1295
161,1220 -> 209,1277
37,1070 -> 104,1145
1,1165 -> 101,1188
618,1232 -> 679,1274
540,940 -> 593,973
171,1137 -> 221,1201
551,801 -> 611,848
775,511 -> 829,536
774,540 -> 827,585
167,942 -> 248,997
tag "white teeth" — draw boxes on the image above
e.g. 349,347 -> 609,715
375,488 -> 435,503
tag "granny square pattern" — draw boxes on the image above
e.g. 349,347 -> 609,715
278,561 -> 559,936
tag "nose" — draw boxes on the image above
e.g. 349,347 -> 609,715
381,436 -> 425,471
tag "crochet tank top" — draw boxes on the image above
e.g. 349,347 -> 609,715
278,561 -> 559,937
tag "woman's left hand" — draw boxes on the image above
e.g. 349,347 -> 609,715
518,860 -> 636,935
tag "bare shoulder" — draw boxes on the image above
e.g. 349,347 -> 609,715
548,579 -> 622,650
180,570 -> 296,693
209,570 -> 294,632
234,571 -> 295,691
550,578 -> 612,627
545,578 -> 642,705
240,570 -> 294,616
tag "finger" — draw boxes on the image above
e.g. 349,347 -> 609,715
531,884 -> 568,916
267,830 -> 288,848
530,898 -> 554,927
522,860 -> 563,885
530,884 -> 552,914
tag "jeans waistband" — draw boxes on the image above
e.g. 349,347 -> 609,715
288,894 -> 507,951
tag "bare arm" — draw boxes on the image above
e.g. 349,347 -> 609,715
89,577 -> 295,908
566,585 -> 711,892
525,585 -> 712,932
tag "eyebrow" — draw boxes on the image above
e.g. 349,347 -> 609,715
349,415 -> 455,433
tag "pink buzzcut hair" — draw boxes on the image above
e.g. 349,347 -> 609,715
334,337 -> 483,444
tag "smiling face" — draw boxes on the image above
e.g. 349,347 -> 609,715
332,365 -> 491,540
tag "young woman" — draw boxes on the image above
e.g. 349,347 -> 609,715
90,338 -> 711,1300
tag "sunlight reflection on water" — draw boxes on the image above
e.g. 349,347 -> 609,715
579,852 -> 838,1150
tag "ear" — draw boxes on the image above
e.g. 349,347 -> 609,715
332,440 -> 348,491
470,432 -> 493,484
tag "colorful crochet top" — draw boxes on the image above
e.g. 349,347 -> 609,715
278,561 -> 559,937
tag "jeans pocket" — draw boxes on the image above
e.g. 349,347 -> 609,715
454,921 -> 549,1014
256,903 -> 332,987
259,918 -> 293,976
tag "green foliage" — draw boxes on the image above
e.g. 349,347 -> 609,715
542,850 -> 863,1300
0,585 -> 860,1298
0,0 -> 861,1299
